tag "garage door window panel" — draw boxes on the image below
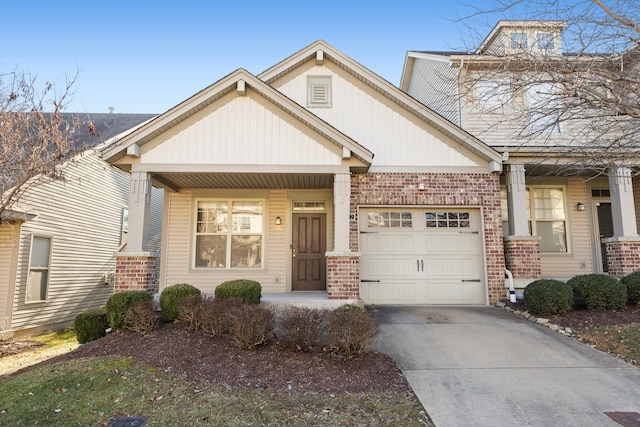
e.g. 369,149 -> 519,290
367,211 -> 412,228
426,211 -> 471,228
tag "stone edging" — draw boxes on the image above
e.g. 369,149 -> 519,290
495,301 -> 575,337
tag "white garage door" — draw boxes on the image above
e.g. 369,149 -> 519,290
359,208 -> 485,305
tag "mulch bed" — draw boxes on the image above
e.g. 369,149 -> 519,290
17,322 -> 410,393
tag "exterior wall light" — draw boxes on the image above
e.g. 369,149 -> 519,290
275,216 -> 282,225
576,203 -> 585,211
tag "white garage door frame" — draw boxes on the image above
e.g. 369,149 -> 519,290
358,205 -> 489,305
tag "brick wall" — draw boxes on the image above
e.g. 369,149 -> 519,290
605,240 -> 640,278
503,238 -> 542,279
349,172 -> 505,304
326,255 -> 360,299
115,255 -> 159,294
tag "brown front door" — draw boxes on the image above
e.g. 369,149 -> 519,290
292,213 -> 326,291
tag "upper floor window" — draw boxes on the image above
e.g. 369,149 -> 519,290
526,82 -> 562,135
195,200 -> 263,269
475,81 -> 511,109
537,33 -> 554,50
26,235 -> 52,302
307,76 -> 332,108
510,32 -> 528,49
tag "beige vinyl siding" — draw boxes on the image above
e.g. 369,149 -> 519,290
271,61 -> 486,169
141,91 -> 342,167
9,151 -> 129,333
634,177 -> 640,232
539,177 -> 592,278
406,56 -> 460,125
161,190 -> 289,294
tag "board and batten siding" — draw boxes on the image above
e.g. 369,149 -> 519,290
271,61 -> 486,169
141,91 -> 342,167
8,152 -> 131,333
161,190 -> 288,294
539,177 -> 593,278
0,223 -> 20,331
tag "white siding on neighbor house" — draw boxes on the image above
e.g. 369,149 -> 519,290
633,177 -> 640,233
539,177 -> 593,278
141,91 -> 342,167
407,56 -> 460,125
161,189 -> 289,294
271,61 -> 486,169
0,223 -> 19,330
9,152 -> 130,333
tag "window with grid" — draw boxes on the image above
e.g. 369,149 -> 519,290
425,212 -> 471,228
195,200 -> 263,268
510,32 -> 528,49
26,235 -> 51,302
367,211 -> 412,228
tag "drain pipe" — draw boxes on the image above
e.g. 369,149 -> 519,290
505,268 -> 516,303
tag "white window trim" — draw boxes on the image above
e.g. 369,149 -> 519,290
536,32 -> 554,50
25,234 -> 52,303
193,198 -> 266,270
510,32 -> 528,50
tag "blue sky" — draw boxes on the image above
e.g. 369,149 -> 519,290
2,1 -> 510,114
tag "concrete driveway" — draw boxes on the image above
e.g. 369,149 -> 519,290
370,305 -> 640,427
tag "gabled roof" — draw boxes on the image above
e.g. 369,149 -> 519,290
260,40 -> 502,164
477,20 -> 566,54
101,68 -> 374,167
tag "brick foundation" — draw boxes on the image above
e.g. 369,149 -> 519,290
115,253 -> 159,294
503,237 -> 542,280
350,172 -> 505,304
605,239 -> 640,278
326,255 -> 360,300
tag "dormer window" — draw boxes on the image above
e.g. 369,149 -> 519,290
510,32 -> 528,49
307,76 -> 332,108
537,33 -> 554,50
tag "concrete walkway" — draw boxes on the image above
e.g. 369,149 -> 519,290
371,305 -> 640,427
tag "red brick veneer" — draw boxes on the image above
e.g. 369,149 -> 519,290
115,255 -> 159,294
605,240 -> 640,278
326,255 -> 360,300
503,239 -> 542,279
348,172 -> 505,304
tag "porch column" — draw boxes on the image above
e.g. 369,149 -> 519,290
506,164 -> 529,236
332,172 -> 351,253
604,166 -> 640,277
326,172 -> 360,300
115,171 -> 158,294
503,164 -> 541,290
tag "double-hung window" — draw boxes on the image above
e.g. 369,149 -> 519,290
26,235 -> 52,302
526,82 -> 562,135
510,32 -> 528,49
195,200 -> 263,268
475,80 -> 510,110
501,187 -> 567,253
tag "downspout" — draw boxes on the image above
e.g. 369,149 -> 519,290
505,268 -> 516,303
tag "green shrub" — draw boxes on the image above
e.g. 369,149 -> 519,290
621,271 -> 640,304
105,291 -> 152,330
327,307 -> 380,359
523,279 -> 573,316
214,279 -> 261,305
160,283 -> 202,321
568,274 -> 627,312
74,309 -> 109,344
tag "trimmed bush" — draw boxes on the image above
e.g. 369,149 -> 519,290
160,283 -> 202,321
176,294 -> 206,332
124,299 -> 159,334
621,271 -> 640,304
523,279 -> 573,316
327,307 -> 380,359
568,274 -> 627,312
227,304 -> 275,349
74,309 -> 109,344
215,279 -> 261,305
105,291 -> 152,330
200,298 -> 245,337
278,306 -> 328,352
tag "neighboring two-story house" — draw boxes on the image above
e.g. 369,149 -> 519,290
401,20 -> 640,292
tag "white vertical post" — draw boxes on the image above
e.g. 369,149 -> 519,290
609,166 -> 638,237
128,171 -> 152,252
333,172 -> 351,253
506,164 -> 529,236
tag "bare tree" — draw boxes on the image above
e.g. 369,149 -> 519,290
0,71 -> 95,219
418,1 -> 640,175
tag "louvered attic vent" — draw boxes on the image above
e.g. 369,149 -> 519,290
307,76 -> 332,108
